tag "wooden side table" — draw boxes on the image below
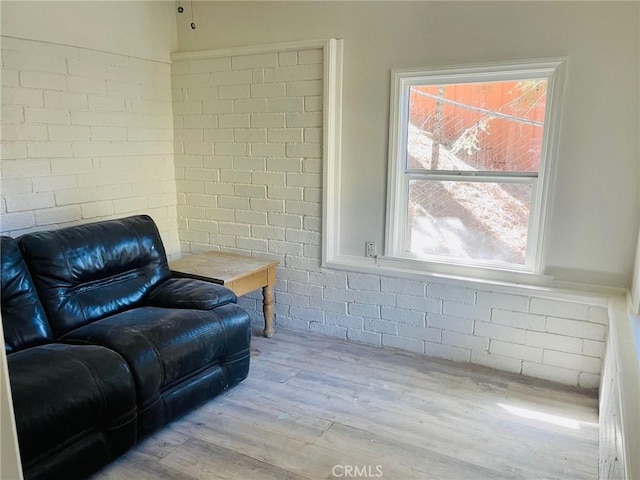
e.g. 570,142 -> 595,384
168,251 -> 279,337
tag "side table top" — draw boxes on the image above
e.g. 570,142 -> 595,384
169,251 -> 279,284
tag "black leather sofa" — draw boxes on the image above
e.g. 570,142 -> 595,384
2,215 -> 252,479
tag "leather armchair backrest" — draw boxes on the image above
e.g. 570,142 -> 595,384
19,215 -> 172,338
1,236 -> 53,354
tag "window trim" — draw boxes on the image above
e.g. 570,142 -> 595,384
385,58 -> 567,280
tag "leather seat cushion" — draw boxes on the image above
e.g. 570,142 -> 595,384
8,344 -> 137,471
59,306 -> 234,408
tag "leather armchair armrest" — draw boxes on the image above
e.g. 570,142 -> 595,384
146,278 -> 237,310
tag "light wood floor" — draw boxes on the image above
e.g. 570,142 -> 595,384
93,330 -> 599,480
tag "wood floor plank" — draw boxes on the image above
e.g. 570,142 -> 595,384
92,331 -> 598,480
160,437 -> 309,480
165,405 -> 350,479
134,430 -> 192,460
315,421 -> 511,480
93,451 -> 198,480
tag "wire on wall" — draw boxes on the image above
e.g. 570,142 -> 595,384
176,0 -> 196,30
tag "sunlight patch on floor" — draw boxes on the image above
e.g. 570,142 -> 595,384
497,403 -> 597,430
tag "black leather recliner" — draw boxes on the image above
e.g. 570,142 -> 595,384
2,235 -> 138,480
17,215 -> 252,438
2,215 -> 252,479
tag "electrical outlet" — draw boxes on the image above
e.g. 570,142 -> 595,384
365,241 -> 377,258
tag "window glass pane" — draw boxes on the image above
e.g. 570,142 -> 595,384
407,80 -> 547,172
407,180 -> 532,265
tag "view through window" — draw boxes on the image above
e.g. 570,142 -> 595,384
401,78 -> 548,267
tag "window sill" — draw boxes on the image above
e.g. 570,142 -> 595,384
323,253 -> 617,303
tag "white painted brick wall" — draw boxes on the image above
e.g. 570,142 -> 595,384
172,45 -> 610,389
1,36 -> 179,257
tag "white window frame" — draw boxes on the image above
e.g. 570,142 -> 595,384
384,58 -> 566,282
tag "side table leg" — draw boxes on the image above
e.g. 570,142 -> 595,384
262,285 -> 274,337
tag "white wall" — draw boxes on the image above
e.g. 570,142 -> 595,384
173,42 -> 611,388
1,0 -> 177,63
177,1 -> 639,289
0,1 -> 180,256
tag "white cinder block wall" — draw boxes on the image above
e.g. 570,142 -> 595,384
172,45 -> 609,389
0,36 -> 180,256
